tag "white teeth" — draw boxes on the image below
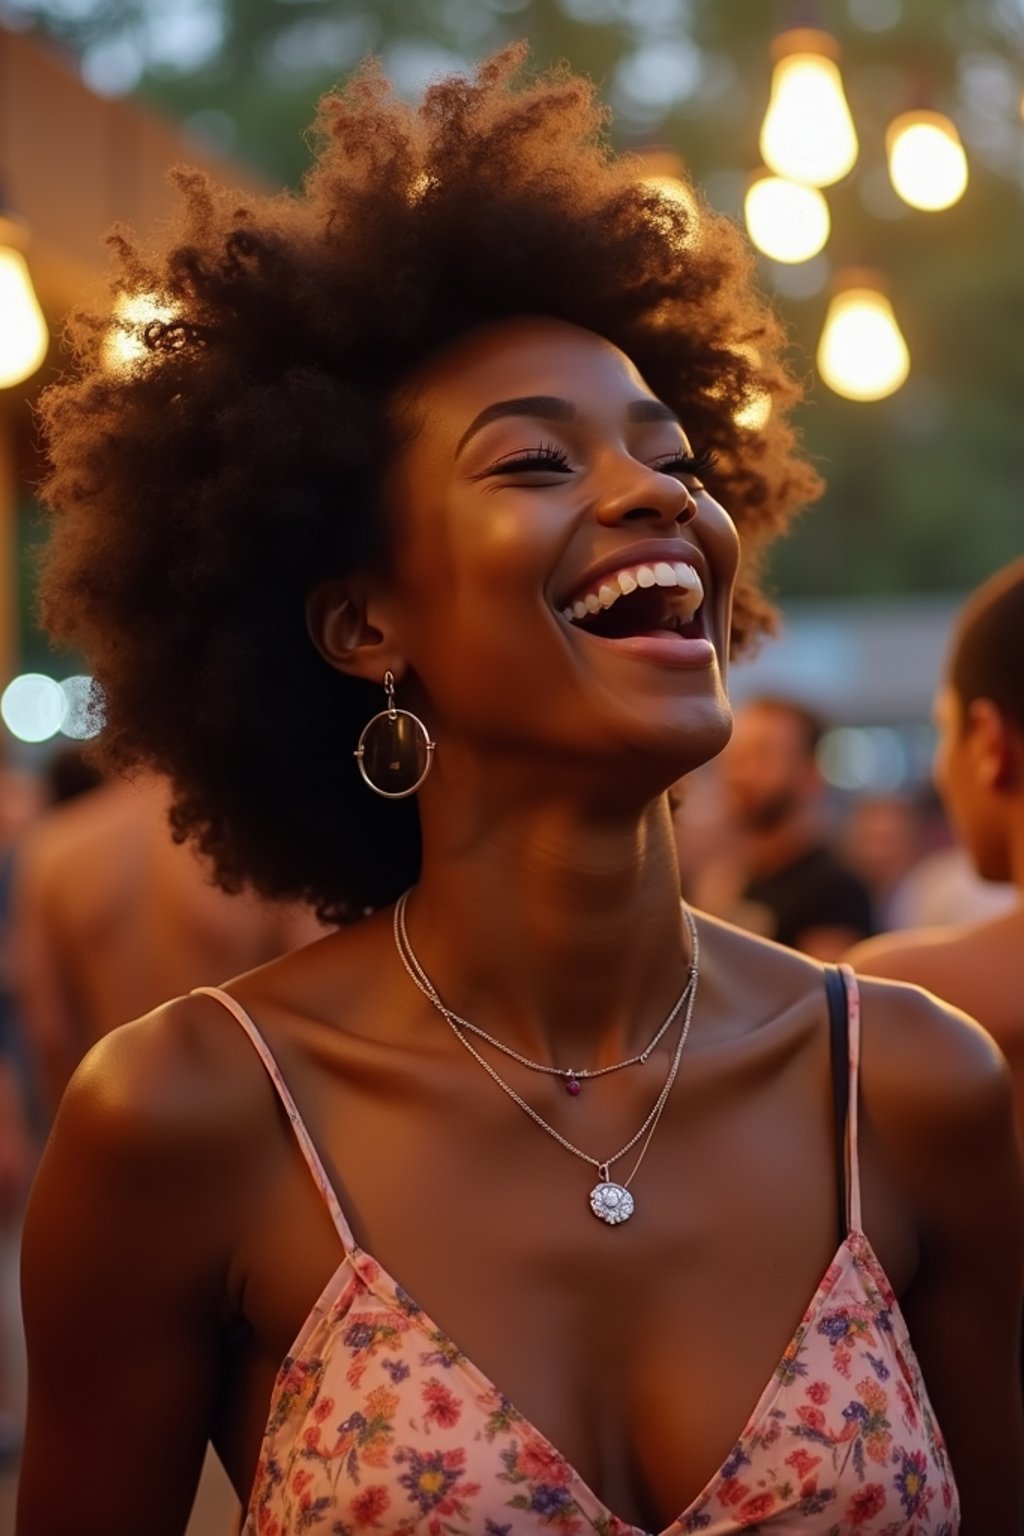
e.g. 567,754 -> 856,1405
560,559 -> 705,627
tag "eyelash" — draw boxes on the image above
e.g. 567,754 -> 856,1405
489,443 -> 719,480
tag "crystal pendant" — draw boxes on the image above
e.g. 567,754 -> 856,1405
589,1180 -> 635,1225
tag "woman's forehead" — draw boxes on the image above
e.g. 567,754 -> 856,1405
398,316 -> 657,430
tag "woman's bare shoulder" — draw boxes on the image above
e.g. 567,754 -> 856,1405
41,988 -> 290,1215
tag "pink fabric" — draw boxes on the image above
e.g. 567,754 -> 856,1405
194,972 -> 958,1535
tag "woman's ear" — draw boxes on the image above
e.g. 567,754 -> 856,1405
305,578 -> 407,685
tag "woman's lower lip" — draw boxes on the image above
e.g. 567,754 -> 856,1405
571,628 -> 717,668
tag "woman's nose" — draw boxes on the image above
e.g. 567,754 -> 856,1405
594,460 -> 698,529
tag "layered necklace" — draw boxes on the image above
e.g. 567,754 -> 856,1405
393,890 -> 699,1225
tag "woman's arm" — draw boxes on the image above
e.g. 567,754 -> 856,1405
16,998 -> 259,1536
861,978 -> 1024,1533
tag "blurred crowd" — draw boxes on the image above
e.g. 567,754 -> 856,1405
670,695 -> 1014,961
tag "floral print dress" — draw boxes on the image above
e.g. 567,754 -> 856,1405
194,971 -> 958,1536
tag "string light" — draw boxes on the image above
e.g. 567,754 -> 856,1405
744,175 -> 831,263
817,272 -> 910,401
0,218 -> 48,389
887,110 -> 968,211
759,29 -> 858,188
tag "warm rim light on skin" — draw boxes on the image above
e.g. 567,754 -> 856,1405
104,292 -> 178,370
887,111 -> 968,212
0,247 -> 49,388
817,286 -> 910,401
744,176 -> 831,263
760,48 -> 858,188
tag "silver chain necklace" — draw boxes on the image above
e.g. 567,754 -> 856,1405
396,891 -> 694,1095
392,890 -> 700,1226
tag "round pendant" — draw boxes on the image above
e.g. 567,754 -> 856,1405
589,1180 -> 635,1225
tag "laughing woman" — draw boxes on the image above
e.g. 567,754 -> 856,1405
17,48 -> 1022,1536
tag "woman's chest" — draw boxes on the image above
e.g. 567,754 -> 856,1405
219,1055 -> 915,1528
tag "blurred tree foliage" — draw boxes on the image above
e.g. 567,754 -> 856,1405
4,0 -> 1023,600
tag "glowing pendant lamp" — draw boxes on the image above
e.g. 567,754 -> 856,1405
760,28 -> 858,188
887,109 -> 968,212
0,213 -> 48,389
744,174 -> 831,263
817,271 -> 909,402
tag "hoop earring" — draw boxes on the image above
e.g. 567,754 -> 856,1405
354,670 -> 435,799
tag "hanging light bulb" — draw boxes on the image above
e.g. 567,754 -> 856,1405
760,29 -> 858,188
744,174 -> 831,263
0,216 -> 48,389
817,271 -> 909,401
886,110 -> 968,211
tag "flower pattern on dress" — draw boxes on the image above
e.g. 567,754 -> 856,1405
202,980 -> 960,1536
242,1232 -> 958,1536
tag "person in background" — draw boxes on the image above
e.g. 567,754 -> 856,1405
0,756 -> 44,1465
0,757 -> 43,1197
693,695 -> 874,960
886,839 -> 1017,930
42,743 -> 105,807
847,557 -> 1024,1147
840,791 -> 926,933
12,770 -> 328,1117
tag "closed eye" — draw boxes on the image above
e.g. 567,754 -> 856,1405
650,447 -> 719,484
482,442 -> 719,481
485,444 -> 574,475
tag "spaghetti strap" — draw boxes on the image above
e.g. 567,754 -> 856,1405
838,965 -> 863,1233
191,985 -> 356,1252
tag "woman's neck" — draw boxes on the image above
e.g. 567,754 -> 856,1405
405,793 -> 692,1070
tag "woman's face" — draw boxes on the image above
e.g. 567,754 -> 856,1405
373,316 -> 740,797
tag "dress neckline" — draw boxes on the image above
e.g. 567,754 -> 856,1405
249,1226 -> 897,1536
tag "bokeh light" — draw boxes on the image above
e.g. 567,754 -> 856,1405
760,31 -> 858,188
817,278 -> 910,401
744,175 -> 831,263
1,673 -> 66,743
887,110 -> 968,212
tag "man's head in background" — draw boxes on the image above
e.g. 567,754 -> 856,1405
933,558 -> 1024,886
720,695 -> 825,836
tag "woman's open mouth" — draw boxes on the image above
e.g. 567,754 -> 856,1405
555,559 -> 713,665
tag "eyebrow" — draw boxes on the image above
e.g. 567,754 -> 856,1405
454,394 -> 681,458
